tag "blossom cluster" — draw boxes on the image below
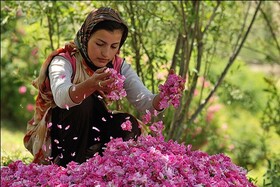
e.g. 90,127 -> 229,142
105,68 -> 127,101
158,73 -> 185,109
121,119 -> 132,132
1,135 -> 256,187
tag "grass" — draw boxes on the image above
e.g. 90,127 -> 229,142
1,120 -> 32,166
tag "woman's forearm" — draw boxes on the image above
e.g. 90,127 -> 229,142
69,78 -> 98,104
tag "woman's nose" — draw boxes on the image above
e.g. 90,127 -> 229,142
101,47 -> 109,57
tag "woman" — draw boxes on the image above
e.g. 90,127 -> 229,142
24,7 -> 167,167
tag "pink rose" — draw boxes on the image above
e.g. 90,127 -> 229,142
121,120 -> 132,132
18,86 -> 27,94
26,104 -> 34,112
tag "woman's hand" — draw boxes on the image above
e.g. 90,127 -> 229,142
153,69 -> 185,111
69,67 -> 116,104
91,67 -> 115,98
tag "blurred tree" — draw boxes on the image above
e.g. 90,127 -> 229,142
163,1 -> 262,141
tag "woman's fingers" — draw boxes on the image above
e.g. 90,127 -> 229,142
93,68 -> 118,94
98,71 -> 111,80
97,90 -> 106,99
93,68 -> 112,87
102,77 -> 115,86
98,78 -> 114,88
97,78 -> 115,93
95,67 -> 107,73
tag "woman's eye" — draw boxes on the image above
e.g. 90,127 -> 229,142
96,43 -> 103,46
111,46 -> 118,49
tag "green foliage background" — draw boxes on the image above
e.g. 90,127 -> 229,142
1,1 -> 279,186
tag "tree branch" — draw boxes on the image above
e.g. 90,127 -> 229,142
179,1 -> 203,141
170,33 -> 182,70
202,0 -> 221,35
260,6 -> 280,53
46,5 -> 54,51
233,1 -> 251,53
126,2 -> 144,82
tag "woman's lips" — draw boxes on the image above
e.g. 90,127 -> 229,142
97,58 -> 109,63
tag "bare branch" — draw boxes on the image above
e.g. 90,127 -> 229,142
180,1 -> 188,36
54,5 -> 60,49
46,5 -> 54,51
180,0 -> 190,78
168,1 -> 193,139
125,2 -> 144,82
170,33 -> 182,70
260,6 -> 280,53
179,1 -> 203,141
233,2 -> 251,53
202,1 -> 221,34
138,30 -> 156,92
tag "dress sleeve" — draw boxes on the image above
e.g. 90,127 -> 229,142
48,56 -> 80,109
121,60 -> 157,114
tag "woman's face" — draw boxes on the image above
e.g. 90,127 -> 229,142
87,29 -> 123,67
